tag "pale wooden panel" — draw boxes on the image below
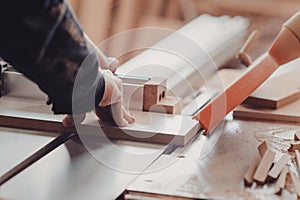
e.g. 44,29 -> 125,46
233,98 -> 300,123
0,96 -> 199,146
244,62 -> 300,109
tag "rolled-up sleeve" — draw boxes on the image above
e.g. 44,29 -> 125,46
0,0 -> 104,114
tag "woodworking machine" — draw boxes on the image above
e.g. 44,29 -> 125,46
0,14 -> 250,146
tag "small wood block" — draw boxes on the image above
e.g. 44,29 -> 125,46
289,169 -> 300,197
258,141 -> 268,157
244,155 -> 261,187
151,96 -> 181,114
294,130 -> 300,141
268,154 -> 290,180
288,142 -> 300,152
143,77 -> 167,112
274,165 -> 288,195
253,149 -> 276,184
295,150 -> 300,174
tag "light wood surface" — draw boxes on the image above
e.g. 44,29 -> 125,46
289,169 -> 300,197
0,97 -> 199,146
244,68 -> 300,109
258,141 -> 267,157
295,150 -> 300,174
274,165 -> 288,195
243,155 -> 261,186
234,99 -> 300,123
253,149 -> 275,183
127,118 -> 299,199
268,154 -> 290,180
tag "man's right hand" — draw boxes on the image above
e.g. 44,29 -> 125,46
62,70 -> 135,128
96,70 -> 135,126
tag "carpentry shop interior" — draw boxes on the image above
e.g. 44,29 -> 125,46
2,0 -> 300,199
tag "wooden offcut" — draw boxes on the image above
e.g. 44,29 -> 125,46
295,150 -> 300,174
143,77 -> 167,112
268,154 -> 290,180
258,141 -> 267,157
253,149 -> 276,183
289,169 -> 300,197
150,96 -> 181,114
243,155 -> 261,186
274,165 -> 288,195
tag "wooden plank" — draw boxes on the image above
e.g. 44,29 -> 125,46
0,109 -> 199,146
233,98 -> 300,123
253,149 -> 276,184
258,141 -> 267,157
243,155 -> 261,186
274,165 -> 288,195
289,169 -> 300,197
295,150 -> 300,174
268,154 -> 290,180
243,71 -> 300,109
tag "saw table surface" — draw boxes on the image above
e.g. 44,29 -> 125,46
1,64 -> 300,199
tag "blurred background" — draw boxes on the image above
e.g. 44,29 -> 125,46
68,0 -> 300,63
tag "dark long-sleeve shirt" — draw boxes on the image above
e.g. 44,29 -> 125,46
0,0 -> 104,114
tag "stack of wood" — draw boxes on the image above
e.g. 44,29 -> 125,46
244,131 -> 300,196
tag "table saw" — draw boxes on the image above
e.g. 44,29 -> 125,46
1,13 -> 299,200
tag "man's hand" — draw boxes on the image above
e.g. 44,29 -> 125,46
96,70 -> 135,126
62,70 -> 135,128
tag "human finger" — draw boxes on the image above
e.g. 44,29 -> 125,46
62,113 -> 86,127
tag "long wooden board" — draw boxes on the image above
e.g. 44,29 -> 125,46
243,66 -> 300,109
0,109 -> 199,146
233,98 -> 300,123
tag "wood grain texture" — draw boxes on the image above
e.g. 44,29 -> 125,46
233,98 -> 300,123
244,155 -> 261,186
295,150 -> 300,174
243,69 -> 300,109
258,141 -> 267,157
0,109 -> 199,146
289,169 -> 300,197
268,154 -> 290,180
274,165 -> 288,195
253,149 -> 275,183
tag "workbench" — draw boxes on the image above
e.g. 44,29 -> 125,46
0,64 -> 299,200
1,15 -> 299,200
